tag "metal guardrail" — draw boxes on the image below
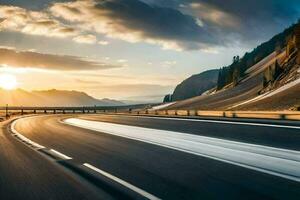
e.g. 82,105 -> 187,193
0,104 -> 153,111
0,104 -> 154,118
1,105 -> 300,121
133,110 -> 300,121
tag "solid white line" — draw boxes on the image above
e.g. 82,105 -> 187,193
11,120 -> 45,149
66,118 -> 300,182
50,149 -> 72,160
83,163 -> 160,200
104,114 -> 300,130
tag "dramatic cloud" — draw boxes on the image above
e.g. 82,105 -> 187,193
1,0 -> 300,50
0,48 -> 121,71
50,0 -> 219,50
0,5 -> 100,44
143,0 -> 300,45
178,0 -> 300,43
187,2 -> 240,28
0,5 -> 78,38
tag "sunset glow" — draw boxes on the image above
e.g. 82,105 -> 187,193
0,0 -> 299,102
0,74 -> 17,90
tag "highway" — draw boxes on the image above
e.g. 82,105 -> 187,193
1,114 -> 300,200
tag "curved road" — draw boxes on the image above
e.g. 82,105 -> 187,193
2,114 -> 300,199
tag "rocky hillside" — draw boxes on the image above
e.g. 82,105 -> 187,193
164,69 -> 219,102
164,22 -> 300,111
0,89 -> 125,107
164,22 -> 299,103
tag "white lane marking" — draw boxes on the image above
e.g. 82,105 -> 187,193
65,118 -> 300,182
101,114 -> 300,130
50,149 -> 72,160
83,163 -> 160,200
11,120 -> 45,149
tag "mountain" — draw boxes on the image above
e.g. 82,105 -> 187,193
216,22 -> 297,90
164,21 -> 300,111
167,69 -> 219,102
0,89 -> 125,107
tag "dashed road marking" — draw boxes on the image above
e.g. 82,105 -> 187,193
83,163 -> 161,200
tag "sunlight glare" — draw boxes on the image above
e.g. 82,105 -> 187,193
0,74 -> 18,90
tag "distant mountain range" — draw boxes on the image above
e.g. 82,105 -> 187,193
0,89 -> 125,107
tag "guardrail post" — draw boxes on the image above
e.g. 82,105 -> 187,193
53,109 -> 56,114
21,109 -> 24,115
232,112 -> 236,118
33,110 -> 36,114
73,109 -> 75,114
44,110 -> 47,114
63,109 -> 65,114
5,104 -> 8,119
280,114 -> 286,120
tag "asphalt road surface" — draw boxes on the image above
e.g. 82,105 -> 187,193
1,114 -> 300,200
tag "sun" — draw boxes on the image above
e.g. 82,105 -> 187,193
0,74 -> 18,90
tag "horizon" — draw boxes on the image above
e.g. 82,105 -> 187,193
0,87 -> 159,103
0,0 -> 300,102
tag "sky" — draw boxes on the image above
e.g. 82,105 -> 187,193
0,0 -> 299,102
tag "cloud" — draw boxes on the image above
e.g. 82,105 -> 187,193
2,0 -> 299,51
142,0 -> 300,46
50,0 -> 219,51
0,5 -> 78,38
179,0 -> 300,43
0,48 -> 121,71
188,2 -> 240,28
22,20 -> 78,37
73,34 -> 97,44
0,5 -> 108,45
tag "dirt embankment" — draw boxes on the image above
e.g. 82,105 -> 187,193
166,52 -> 300,111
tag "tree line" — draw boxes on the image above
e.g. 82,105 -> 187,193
216,22 -> 296,89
